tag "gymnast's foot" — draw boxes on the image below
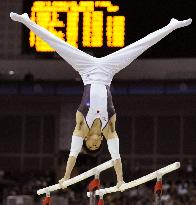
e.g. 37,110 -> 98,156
169,18 -> 192,28
10,12 -> 29,22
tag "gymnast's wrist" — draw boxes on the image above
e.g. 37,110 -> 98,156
63,174 -> 70,180
117,176 -> 124,182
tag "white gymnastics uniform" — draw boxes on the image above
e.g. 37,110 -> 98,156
77,83 -> 115,129
10,13 -> 192,130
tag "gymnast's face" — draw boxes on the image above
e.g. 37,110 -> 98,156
85,134 -> 103,150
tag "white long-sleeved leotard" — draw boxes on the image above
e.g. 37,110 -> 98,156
10,13 -> 192,130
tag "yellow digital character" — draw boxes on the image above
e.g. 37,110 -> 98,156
29,0 -> 125,51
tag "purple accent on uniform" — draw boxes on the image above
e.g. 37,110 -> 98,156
78,84 -> 91,118
106,85 -> 115,119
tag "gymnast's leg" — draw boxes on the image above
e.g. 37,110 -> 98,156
10,12 -> 93,71
126,18 -> 192,52
105,18 -> 192,74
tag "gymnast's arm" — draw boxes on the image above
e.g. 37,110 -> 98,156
10,12 -> 94,72
59,139 -> 82,187
104,115 -> 124,187
59,111 -> 86,187
106,137 -> 124,187
102,18 -> 192,74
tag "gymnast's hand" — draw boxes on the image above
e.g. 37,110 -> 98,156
169,18 -> 192,28
116,180 -> 125,192
10,12 -> 29,22
58,177 -> 69,189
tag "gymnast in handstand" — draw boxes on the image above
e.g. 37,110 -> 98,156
10,12 -> 191,188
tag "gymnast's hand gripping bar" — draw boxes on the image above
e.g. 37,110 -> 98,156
87,162 -> 180,197
37,160 -> 114,195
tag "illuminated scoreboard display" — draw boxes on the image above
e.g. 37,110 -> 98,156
23,0 -> 127,55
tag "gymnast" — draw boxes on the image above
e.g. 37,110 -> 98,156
10,12 -> 191,189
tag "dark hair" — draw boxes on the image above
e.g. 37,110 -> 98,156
82,137 -> 104,157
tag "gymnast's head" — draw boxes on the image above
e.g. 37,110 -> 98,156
83,134 -> 104,155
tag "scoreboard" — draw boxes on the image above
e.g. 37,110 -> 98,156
23,0 -> 126,54
23,0 -> 194,58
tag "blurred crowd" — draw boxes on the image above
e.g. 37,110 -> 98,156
1,160 -> 196,205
